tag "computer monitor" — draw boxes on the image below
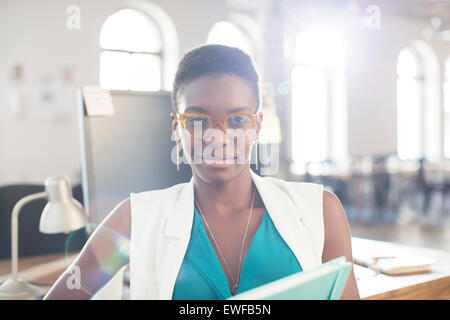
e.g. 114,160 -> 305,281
78,90 -> 192,224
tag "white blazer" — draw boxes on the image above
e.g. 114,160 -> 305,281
129,168 -> 324,299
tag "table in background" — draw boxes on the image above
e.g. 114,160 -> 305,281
0,252 -> 77,295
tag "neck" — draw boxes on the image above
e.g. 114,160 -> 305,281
193,168 -> 256,218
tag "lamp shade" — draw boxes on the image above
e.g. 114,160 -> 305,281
259,82 -> 282,144
39,176 -> 87,234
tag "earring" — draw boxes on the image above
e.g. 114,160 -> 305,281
255,140 -> 259,171
176,140 -> 180,171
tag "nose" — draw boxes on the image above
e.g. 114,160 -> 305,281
212,119 -> 226,133
203,121 -> 229,150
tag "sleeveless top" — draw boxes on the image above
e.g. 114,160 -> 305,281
172,207 -> 303,299
128,169 -> 324,299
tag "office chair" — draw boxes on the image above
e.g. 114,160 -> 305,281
372,154 -> 392,223
417,158 -> 450,218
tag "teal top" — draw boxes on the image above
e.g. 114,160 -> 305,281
172,207 -> 303,300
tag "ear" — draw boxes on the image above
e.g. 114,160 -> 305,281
256,111 -> 263,137
170,112 -> 180,140
170,111 -> 177,128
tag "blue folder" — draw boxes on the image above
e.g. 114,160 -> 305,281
228,256 -> 352,300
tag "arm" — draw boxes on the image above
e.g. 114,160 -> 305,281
43,198 -> 131,300
322,189 -> 360,300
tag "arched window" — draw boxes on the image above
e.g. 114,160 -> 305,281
445,56 -> 450,158
207,20 -> 255,59
396,47 -> 423,160
99,8 -> 164,91
396,42 -> 440,161
291,29 -> 347,168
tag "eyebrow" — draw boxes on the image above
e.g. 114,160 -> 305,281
184,106 -> 253,114
229,106 -> 253,113
184,106 -> 209,113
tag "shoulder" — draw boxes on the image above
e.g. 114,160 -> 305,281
321,188 -> 352,256
261,176 -> 324,220
262,175 -> 324,196
130,182 -> 188,210
94,197 -> 131,238
130,181 -> 188,202
322,188 -> 347,225
267,177 -> 326,263
323,188 -> 341,207
128,181 -> 190,229
283,179 -> 325,211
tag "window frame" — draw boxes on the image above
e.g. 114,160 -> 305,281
396,46 -> 426,161
99,8 -> 165,92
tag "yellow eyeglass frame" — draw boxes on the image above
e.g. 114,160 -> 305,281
175,112 -> 258,138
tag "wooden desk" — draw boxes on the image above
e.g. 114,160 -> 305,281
0,252 -> 77,294
1,238 -> 450,299
352,237 -> 450,299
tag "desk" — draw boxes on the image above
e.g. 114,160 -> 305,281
0,252 -> 77,295
1,238 -> 450,299
352,237 -> 450,299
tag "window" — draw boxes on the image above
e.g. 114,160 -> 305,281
207,20 -> 255,58
99,8 -> 163,91
290,29 -> 347,168
396,47 -> 423,160
396,42 -> 440,161
445,57 -> 450,158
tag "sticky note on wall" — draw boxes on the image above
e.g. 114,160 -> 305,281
82,86 -> 115,116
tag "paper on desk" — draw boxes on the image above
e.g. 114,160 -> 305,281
353,253 -> 437,276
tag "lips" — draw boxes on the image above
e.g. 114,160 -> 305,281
192,150 -> 238,165
195,154 -> 237,161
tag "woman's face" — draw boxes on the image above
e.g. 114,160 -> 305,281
171,74 -> 263,185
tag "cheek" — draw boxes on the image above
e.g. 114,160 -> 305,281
178,129 -> 195,161
233,135 -> 253,159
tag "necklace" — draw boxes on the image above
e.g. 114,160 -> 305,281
194,187 -> 257,296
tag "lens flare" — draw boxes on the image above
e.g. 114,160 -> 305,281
65,222 -> 130,296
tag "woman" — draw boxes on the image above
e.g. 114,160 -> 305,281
44,44 -> 359,300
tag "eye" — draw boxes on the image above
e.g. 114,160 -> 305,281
185,116 -> 211,131
187,116 -> 209,123
227,115 -> 251,129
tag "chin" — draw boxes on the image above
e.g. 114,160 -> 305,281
191,163 -> 248,185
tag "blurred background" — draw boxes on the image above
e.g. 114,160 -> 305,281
1,0 -> 450,261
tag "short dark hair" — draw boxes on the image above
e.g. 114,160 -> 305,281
172,44 -> 260,112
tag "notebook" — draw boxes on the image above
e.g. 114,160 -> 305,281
228,256 -> 352,300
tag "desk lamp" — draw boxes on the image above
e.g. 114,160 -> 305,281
0,176 -> 87,300
258,82 -> 282,176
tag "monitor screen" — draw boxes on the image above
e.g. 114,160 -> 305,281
78,90 -> 192,224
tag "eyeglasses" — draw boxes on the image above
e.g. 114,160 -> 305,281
175,112 -> 258,138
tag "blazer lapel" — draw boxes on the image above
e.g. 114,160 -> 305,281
249,169 -> 318,271
159,175 -> 195,299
